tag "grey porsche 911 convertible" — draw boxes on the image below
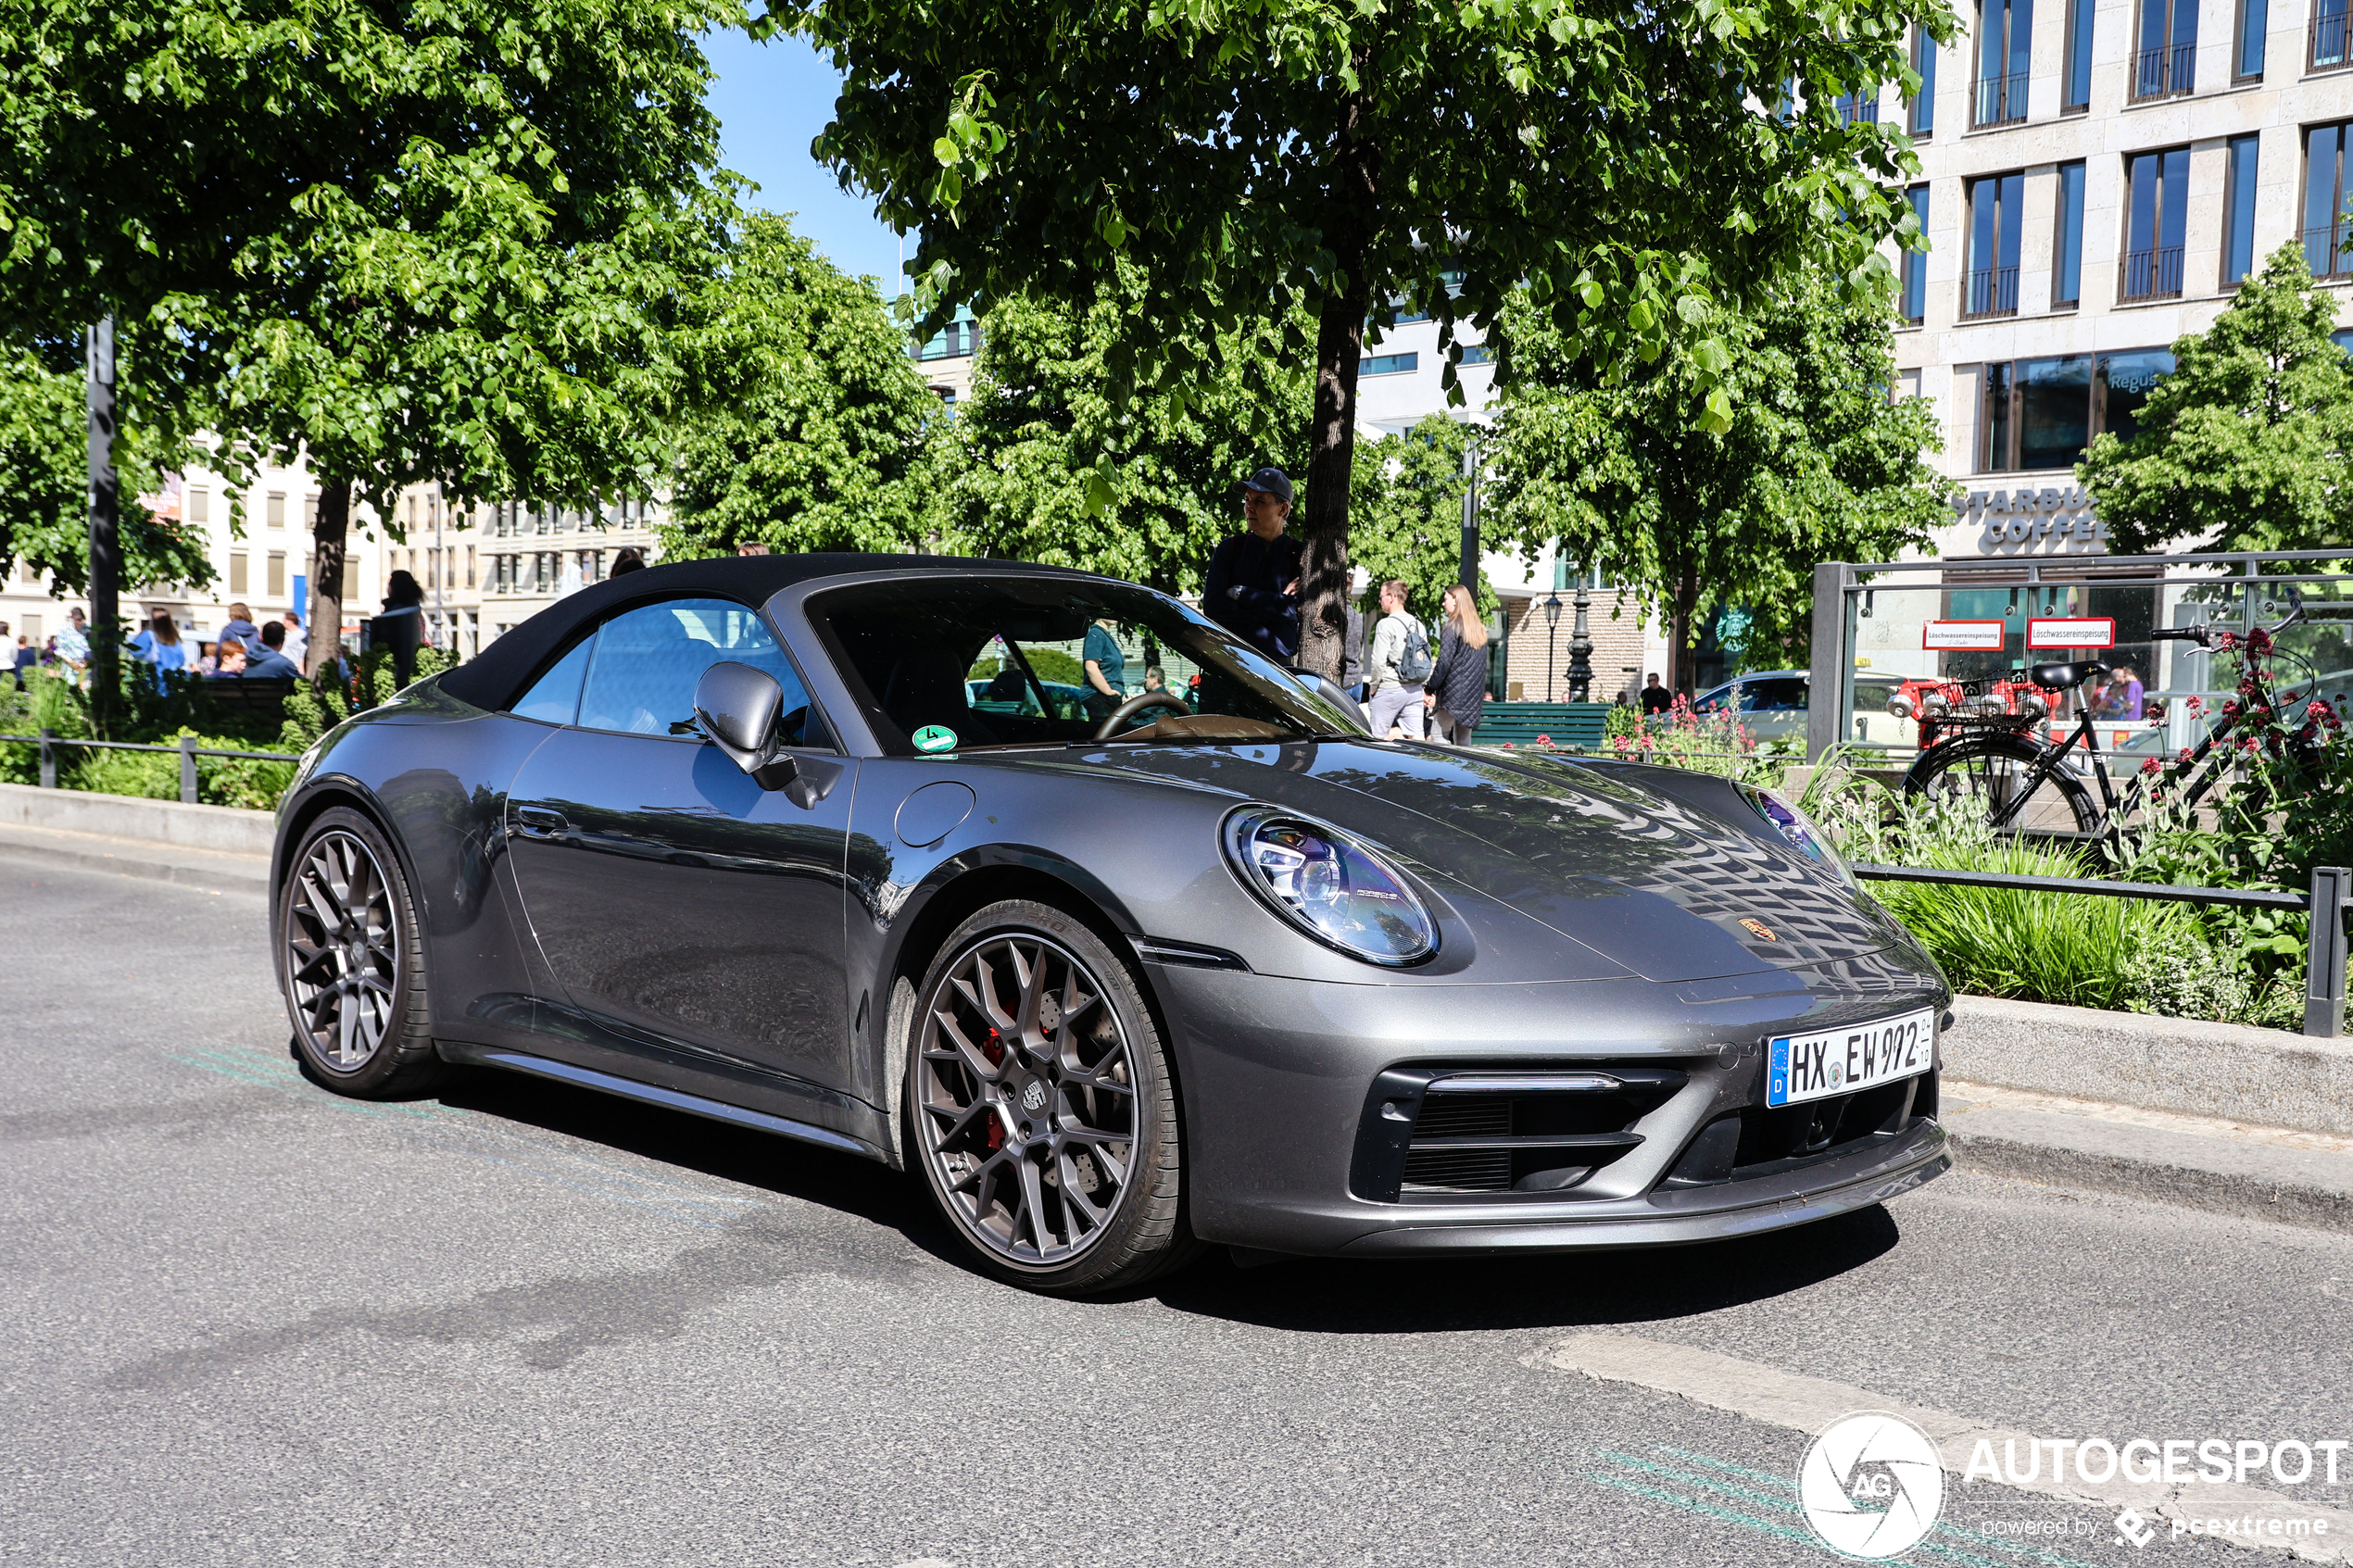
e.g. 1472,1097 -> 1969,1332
271,553 -> 1951,1294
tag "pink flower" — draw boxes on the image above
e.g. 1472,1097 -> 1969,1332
2223,699 -> 2240,718
1501,742 -> 1516,749
2177,747 -> 2194,764
2311,700 -> 2334,721
2249,627 -> 2274,654
2185,695 -> 2205,715
2140,758 -> 2160,775
1536,734 -> 1552,745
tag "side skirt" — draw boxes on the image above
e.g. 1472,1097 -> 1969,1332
449,1044 -> 888,1163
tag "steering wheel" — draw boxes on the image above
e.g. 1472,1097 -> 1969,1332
1092,689 -> 1193,740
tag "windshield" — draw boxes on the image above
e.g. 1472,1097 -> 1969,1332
808,577 -> 1358,755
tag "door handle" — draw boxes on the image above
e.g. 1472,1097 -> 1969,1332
514,806 -> 570,836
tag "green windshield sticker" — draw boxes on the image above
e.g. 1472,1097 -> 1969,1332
912,724 -> 958,754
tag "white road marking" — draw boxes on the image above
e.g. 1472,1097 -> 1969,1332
1525,1333 -> 2353,1562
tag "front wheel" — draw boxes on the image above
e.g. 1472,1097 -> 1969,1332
1903,731 -> 2101,838
279,807 -> 448,1098
906,899 -> 1199,1295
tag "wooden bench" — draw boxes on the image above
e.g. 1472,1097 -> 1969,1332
1473,701 -> 1616,749
194,676 -> 296,731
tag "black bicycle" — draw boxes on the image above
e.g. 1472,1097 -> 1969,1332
1902,599 -> 2313,846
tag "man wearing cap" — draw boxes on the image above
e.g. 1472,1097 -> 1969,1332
1203,467 -> 1302,661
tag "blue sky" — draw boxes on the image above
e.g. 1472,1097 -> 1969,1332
702,31 -> 904,295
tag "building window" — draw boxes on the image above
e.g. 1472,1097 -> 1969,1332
188,488 -> 209,525
2306,122 -> 2352,279
2311,0 -> 2348,70
266,552 -> 284,596
1360,352 -> 1418,376
1974,0 -> 2032,126
303,494 -> 319,531
263,491 -> 283,530
1979,350 -> 2175,470
2121,146 -> 2191,301
466,546 -> 476,588
1964,173 -> 2025,320
339,558 -> 359,600
2064,0 -> 2095,108
2235,0 -> 2269,77
1835,91 -> 1880,125
913,313 -> 980,361
1901,185 -> 1931,325
1458,343 -> 1495,365
229,553 -> 248,595
2055,162 -> 2087,307
2224,135 -> 2262,285
2132,0 -> 2197,99
1908,29 -> 1937,135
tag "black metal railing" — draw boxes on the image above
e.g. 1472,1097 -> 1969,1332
2119,245 -> 2185,302
1973,70 -> 2028,126
0,731 -> 301,804
1854,862 -> 2352,1037
2305,223 -> 2352,280
2130,40 -> 2196,98
1960,265 -> 2020,320
2310,6 -> 2350,69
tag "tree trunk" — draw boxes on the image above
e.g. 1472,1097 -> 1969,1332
1296,60 -> 1380,683
85,316 -> 119,735
1667,559 -> 1701,697
307,478 -> 353,679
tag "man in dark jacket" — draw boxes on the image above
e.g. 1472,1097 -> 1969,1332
1203,468 -> 1302,661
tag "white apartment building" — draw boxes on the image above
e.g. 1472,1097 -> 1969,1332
0,460 -> 664,665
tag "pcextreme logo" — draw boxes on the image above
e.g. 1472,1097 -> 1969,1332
1798,1411 -> 1945,1560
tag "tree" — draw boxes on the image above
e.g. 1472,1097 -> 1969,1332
778,0 -> 1949,678
2080,245 -> 2353,556
0,0 -> 742,669
1487,271 -> 1951,689
944,278 -> 1307,593
0,344 -> 213,596
659,215 -> 945,558
1349,415 -> 1494,621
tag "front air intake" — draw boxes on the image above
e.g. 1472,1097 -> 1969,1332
1352,1066 -> 1688,1201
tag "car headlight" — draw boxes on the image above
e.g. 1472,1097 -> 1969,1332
1223,809 -> 1436,966
1737,785 -> 1855,887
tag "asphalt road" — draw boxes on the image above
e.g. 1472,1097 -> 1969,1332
3,854 -> 2347,1568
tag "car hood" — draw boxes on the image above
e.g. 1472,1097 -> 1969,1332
1075,739 -> 1912,984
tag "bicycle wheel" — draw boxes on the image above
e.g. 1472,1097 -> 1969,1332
1903,731 -> 2101,837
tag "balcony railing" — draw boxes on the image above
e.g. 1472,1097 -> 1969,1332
2313,6 -> 2351,69
1973,70 -> 2028,126
1960,265 -> 2021,320
1839,95 -> 1881,125
2305,223 -> 2352,280
2119,245 -> 2186,302
2130,40 -> 2196,99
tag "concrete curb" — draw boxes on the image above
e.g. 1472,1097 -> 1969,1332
1944,1101 -> 2353,1234
0,781 -> 277,858
1947,993 -> 2353,1137
0,822 -> 269,894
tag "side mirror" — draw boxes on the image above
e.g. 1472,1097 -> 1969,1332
694,661 -> 784,775
1286,664 -> 1370,733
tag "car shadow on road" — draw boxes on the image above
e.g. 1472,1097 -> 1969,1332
1150,1204 -> 1905,1334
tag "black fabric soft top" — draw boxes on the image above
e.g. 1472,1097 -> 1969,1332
434,552 -> 1092,715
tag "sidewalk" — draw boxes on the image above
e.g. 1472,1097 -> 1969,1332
0,818 -> 269,894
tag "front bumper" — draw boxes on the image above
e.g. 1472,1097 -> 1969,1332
1148,955 -> 1950,1258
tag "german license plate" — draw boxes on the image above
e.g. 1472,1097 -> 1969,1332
1767,1009 -> 1935,1108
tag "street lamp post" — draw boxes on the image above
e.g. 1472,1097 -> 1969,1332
1566,575 -> 1594,702
1542,591 -> 1563,703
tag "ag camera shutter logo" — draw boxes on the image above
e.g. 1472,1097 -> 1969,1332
1798,1411 -> 1946,1559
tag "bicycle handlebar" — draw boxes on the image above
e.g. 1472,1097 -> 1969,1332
2149,607 -> 2306,647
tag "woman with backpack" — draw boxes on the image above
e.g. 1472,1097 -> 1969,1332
1425,583 -> 1490,746
1366,579 -> 1433,740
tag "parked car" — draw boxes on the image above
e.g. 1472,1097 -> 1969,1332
272,555 -> 1951,1295
1687,671 -> 1907,746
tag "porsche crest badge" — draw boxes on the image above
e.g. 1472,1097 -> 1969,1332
1739,917 -> 1780,942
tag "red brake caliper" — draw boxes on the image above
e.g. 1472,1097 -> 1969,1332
985,1026 -> 1006,1149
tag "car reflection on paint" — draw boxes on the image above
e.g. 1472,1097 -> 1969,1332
270,553 -> 1953,1296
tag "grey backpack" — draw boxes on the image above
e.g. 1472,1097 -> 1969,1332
1397,619 -> 1435,684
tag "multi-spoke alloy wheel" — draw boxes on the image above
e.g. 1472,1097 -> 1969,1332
278,808 -> 446,1097
909,900 -> 1194,1293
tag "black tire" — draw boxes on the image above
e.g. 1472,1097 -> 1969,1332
278,807 -> 448,1098
1903,731 -> 2101,837
905,898 -> 1201,1295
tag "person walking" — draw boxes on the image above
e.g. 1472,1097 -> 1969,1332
128,609 -> 186,689
1081,616 -> 1127,717
279,610 -> 308,671
375,571 -> 425,685
1366,579 -> 1433,740
54,608 -> 90,683
1203,468 -> 1302,662
1426,583 -> 1490,746
1639,672 -> 1673,715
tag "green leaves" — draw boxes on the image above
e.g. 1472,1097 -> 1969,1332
2080,245 -> 2353,557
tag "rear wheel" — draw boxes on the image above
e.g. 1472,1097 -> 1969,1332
906,899 -> 1198,1295
1904,732 -> 2101,838
279,808 -> 448,1098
